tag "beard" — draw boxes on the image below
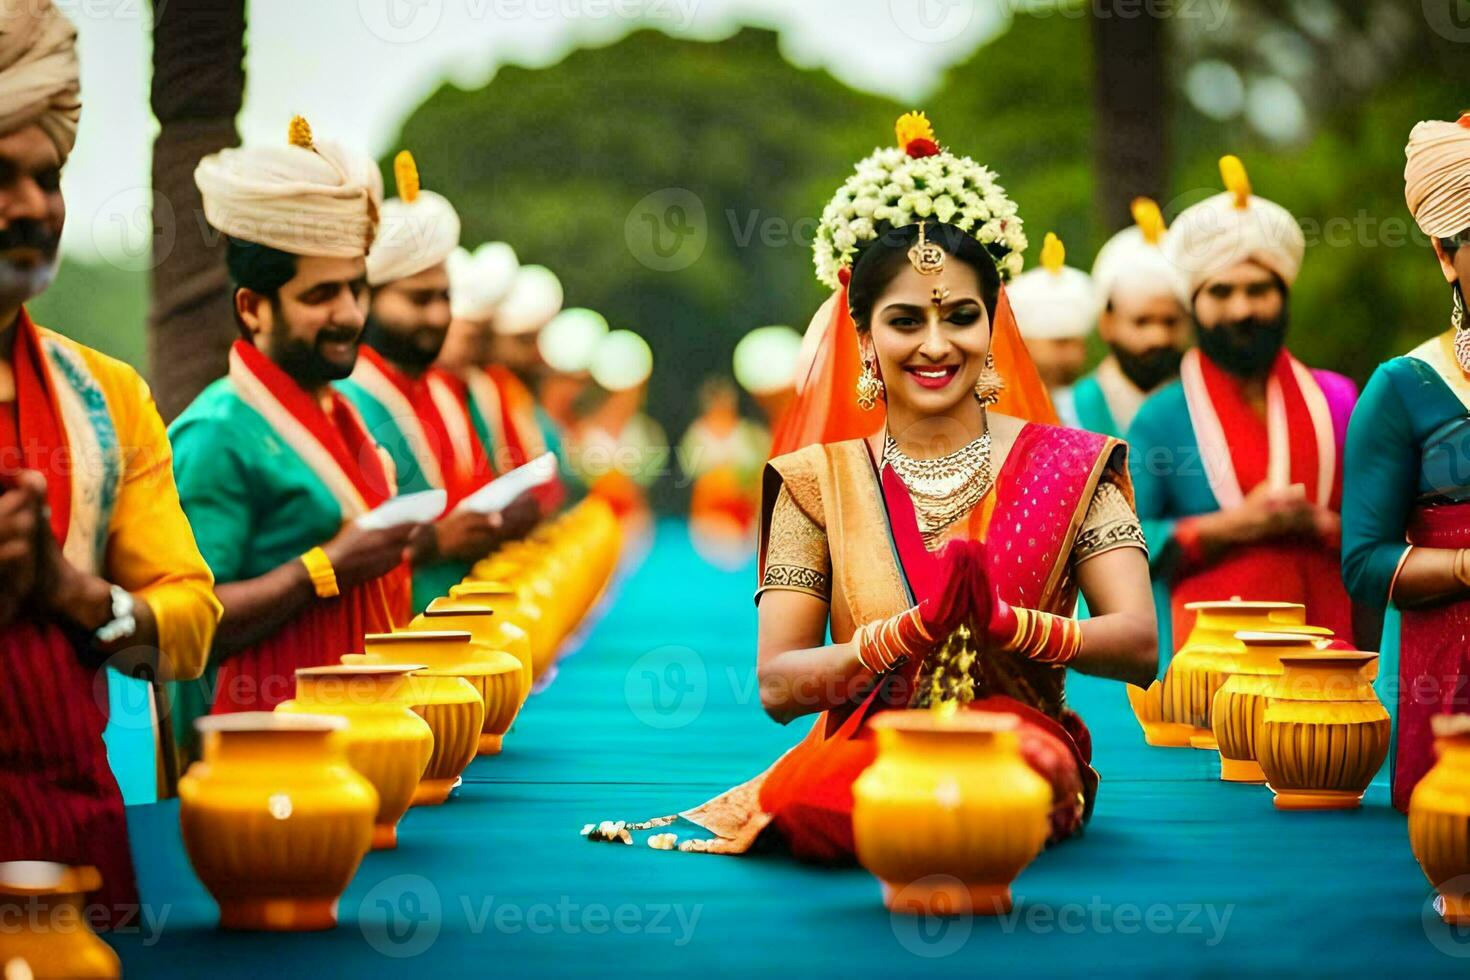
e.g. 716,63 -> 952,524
1113,345 -> 1184,392
1197,309 -> 1289,378
267,318 -> 361,390
362,312 -> 446,374
0,219 -> 61,305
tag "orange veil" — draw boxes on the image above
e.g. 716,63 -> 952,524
770,283 -> 1057,457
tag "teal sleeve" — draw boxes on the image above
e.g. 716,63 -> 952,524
169,417 -> 254,583
1125,401 -> 1177,573
1340,364 -> 1416,606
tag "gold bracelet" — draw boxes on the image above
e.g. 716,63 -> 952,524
300,547 -> 340,599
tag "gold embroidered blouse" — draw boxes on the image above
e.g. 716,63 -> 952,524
757,468 -> 1145,604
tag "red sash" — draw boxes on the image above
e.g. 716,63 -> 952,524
480,365 -> 562,512
1395,503 -> 1470,811
758,425 -> 1106,859
425,367 -> 492,503
1173,348 -> 1352,645
0,311 -> 133,923
212,341 -> 410,713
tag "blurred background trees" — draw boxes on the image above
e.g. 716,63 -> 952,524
33,0 -> 1465,508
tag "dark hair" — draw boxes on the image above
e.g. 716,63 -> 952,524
225,237 -> 297,296
846,221 -> 1002,331
1440,228 -> 1470,256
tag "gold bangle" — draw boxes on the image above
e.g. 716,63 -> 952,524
300,547 -> 340,599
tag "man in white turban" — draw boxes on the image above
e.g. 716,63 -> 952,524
1006,233 -> 1094,425
0,0 -> 219,924
171,118 -> 421,762
1340,112 -> 1470,813
340,152 -> 532,612
440,243 -> 564,513
1075,199 -> 1191,439
1128,156 -> 1361,674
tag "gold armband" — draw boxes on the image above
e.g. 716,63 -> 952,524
301,547 -> 340,599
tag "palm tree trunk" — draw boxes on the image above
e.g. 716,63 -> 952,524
1091,10 -> 1168,231
148,0 -> 245,422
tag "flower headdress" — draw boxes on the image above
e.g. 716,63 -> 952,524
812,111 -> 1029,289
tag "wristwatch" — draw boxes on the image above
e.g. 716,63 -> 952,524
95,584 -> 138,644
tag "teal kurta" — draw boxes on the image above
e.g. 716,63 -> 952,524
168,377 -> 355,742
1122,381 -> 1222,663
337,377 -> 470,613
1072,373 -> 1121,438
1340,345 -> 1470,765
171,378 -> 350,583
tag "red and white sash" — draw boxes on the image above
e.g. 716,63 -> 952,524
228,340 -> 396,518
347,345 -> 447,491
1180,347 -> 1338,510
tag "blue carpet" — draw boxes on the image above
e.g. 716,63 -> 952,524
109,519 -> 1469,976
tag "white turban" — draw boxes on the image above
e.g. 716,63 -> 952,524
1091,225 -> 1189,316
195,121 -> 382,259
366,189 -> 460,286
734,325 -> 802,395
1404,116 -> 1470,240
1008,258 -> 1095,341
0,0 -> 80,162
494,264 -> 562,336
448,241 -> 519,321
591,330 -> 652,391
1165,157 -> 1304,296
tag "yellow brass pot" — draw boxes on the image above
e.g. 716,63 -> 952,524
360,630 -> 521,757
449,581 -> 552,679
0,862 -> 121,978
1410,714 -> 1470,925
1160,599 -> 1307,747
1125,680 -> 1196,748
1257,651 -> 1390,810
402,671 -> 483,805
178,713 -> 377,931
1212,631 -> 1329,783
276,664 -> 433,850
414,600 -> 533,701
852,711 -> 1050,916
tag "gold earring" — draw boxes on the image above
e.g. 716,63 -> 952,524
973,351 -> 1005,407
856,359 -> 883,411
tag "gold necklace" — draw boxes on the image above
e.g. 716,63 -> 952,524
883,417 -> 994,546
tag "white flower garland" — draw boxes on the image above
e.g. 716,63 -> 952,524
812,145 -> 1028,289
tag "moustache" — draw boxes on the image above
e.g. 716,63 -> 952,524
315,326 -> 362,347
0,221 -> 60,257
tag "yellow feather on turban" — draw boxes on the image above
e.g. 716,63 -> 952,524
1164,155 -> 1304,297
194,117 -> 383,259
0,0 -> 80,162
1007,233 -> 1096,341
1404,114 -> 1470,240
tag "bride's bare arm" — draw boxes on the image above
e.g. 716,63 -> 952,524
755,590 -> 872,725
1072,545 -> 1159,687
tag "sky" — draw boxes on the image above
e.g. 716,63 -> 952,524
61,0 -> 1016,265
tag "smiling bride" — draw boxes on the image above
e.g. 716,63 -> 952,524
585,113 -> 1158,860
